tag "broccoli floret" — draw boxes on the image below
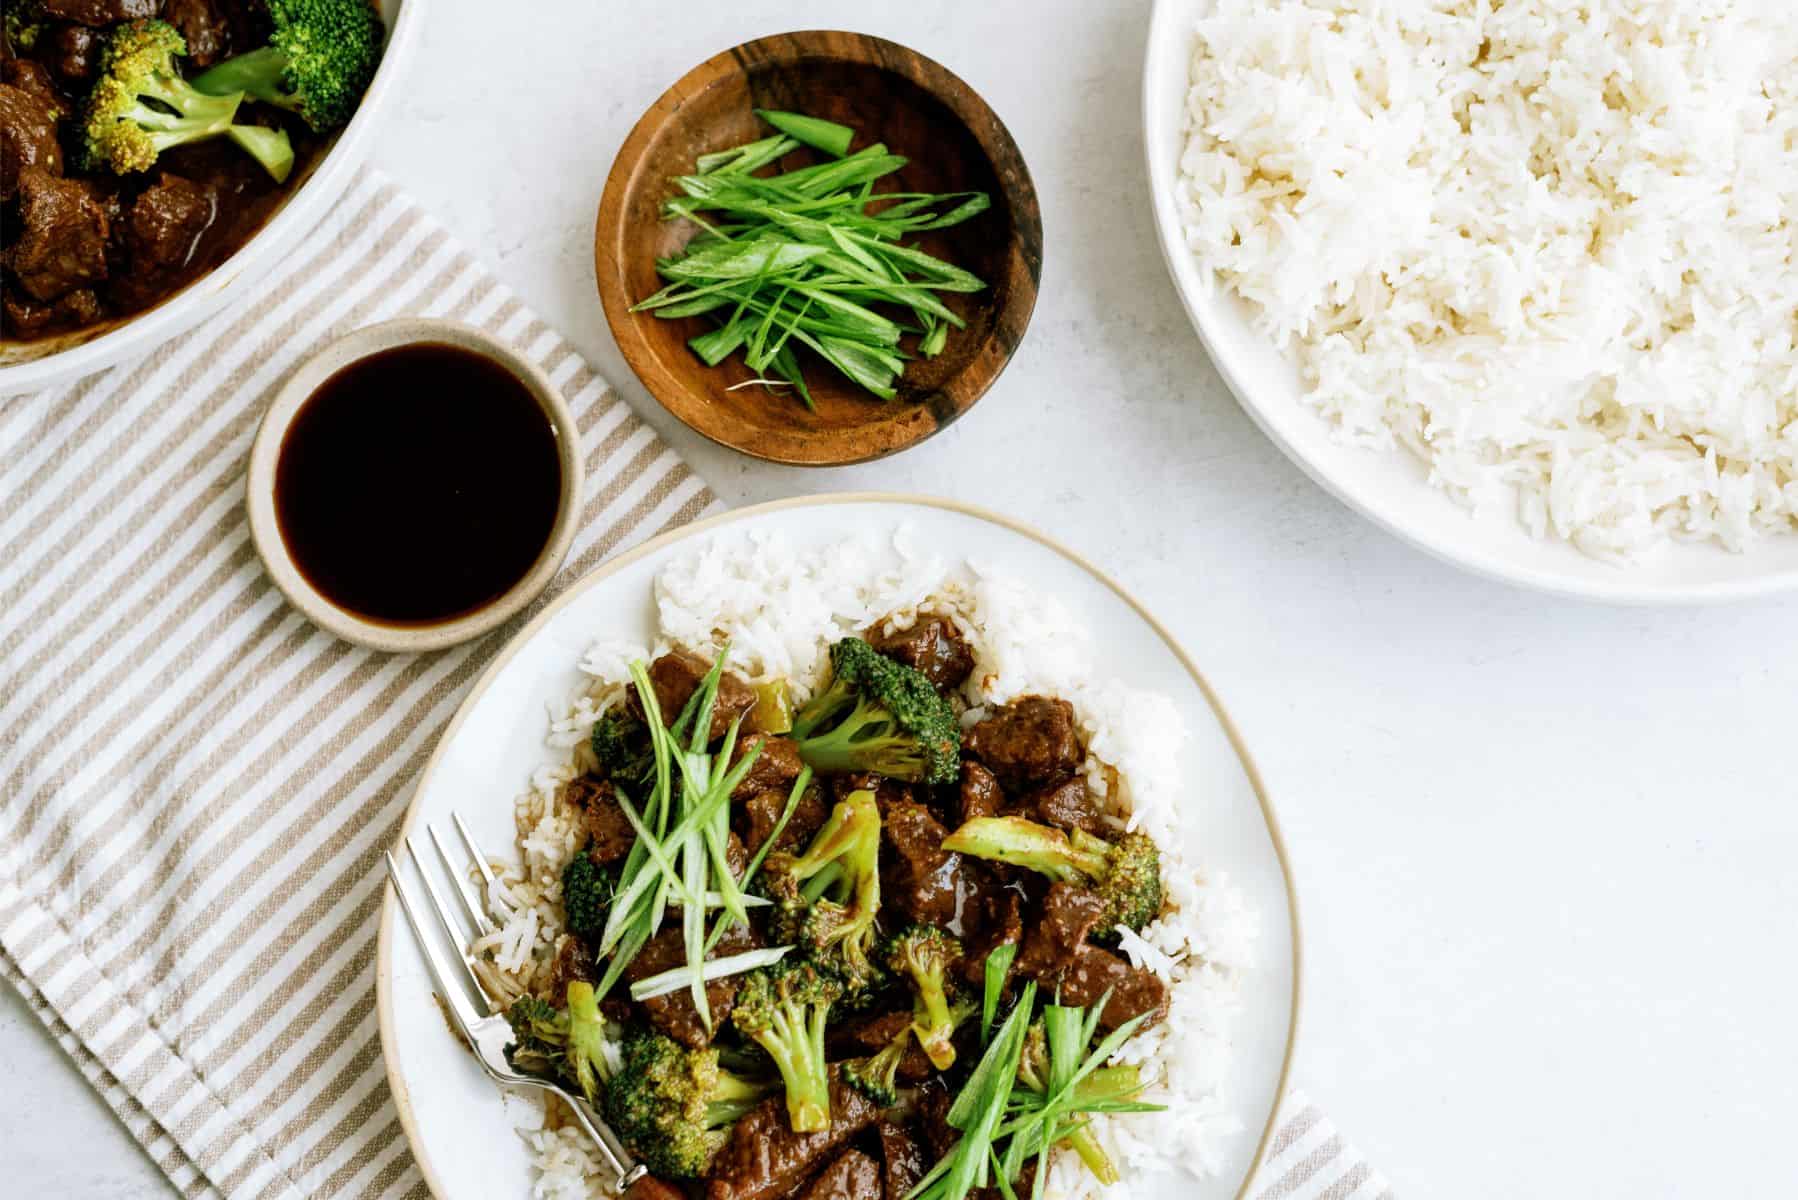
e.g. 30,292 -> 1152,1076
730,960 -> 841,1132
765,789 -> 882,981
563,980 -> 610,1105
4,1 -> 45,52
504,984 -> 611,1106
603,1028 -> 774,1179
561,850 -> 616,941
791,638 -> 960,785
504,994 -> 569,1078
82,21 -> 293,182
883,925 -> 967,1069
840,1024 -> 910,1108
589,709 -> 654,788
942,816 -> 1163,932
191,0 -> 382,132
828,959 -> 894,1017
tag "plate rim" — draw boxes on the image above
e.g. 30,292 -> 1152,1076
1139,0 -> 1798,606
376,491 -> 1304,1200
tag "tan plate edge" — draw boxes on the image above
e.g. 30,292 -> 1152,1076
377,491 -> 1304,1200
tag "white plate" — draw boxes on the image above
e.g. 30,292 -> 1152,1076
378,494 -> 1300,1200
1142,0 -> 1798,604
0,0 -> 426,396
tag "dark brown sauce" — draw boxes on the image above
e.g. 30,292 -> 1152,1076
274,342 -> 563,627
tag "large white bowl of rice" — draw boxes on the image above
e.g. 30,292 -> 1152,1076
1145,0 -> 1798,603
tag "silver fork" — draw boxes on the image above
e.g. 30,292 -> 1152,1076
386,813 -> 646,1196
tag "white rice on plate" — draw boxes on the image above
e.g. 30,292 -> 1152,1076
474,528 -> 1258,1199
1176,0 -> 1798,562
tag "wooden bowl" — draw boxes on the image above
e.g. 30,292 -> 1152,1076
596,31 -> 1043,466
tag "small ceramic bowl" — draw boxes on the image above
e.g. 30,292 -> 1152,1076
245,318 -> 584,653
597,30 -> 1043,466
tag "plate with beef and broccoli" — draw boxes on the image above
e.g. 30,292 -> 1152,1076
378,494 -> 1300,1200
0,0 -> 418,391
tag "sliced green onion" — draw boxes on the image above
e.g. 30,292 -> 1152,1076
980,941 -> 1017,1046
755,109 -> 855,157
627,944 -> 795,1001
637,110 -> 989,407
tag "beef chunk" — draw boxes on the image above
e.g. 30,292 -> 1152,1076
125,174 -> 217,277
914,1078 -> 958,1162
625,921 -> 759,1048
705,1070 -> 882,1200
798,1149 -> 880,1200
1052,944 -> 1169,1030
729,734 -> 803,801
830,771 -> 915,813
563,776 -> 634,865
1014,883 -> 1106,977
963,697 -> 1083,790
1,59 -> 63,111
8,169 -> 110,300
632,649 -> 756,742
1,287 -> 102,337
1027,778 -> 1107,837
741,781 -> 827,858
869,615 -> 974,692
882,799 -> 972,929
0,83 -> 62,200
876,1122 -> 926,1200
837,1008 -> 913,1054
38,0 -> 162,24
162,0 -> 231,64
959,883 -> 1022,988
624,1177 -> 686,1200
957,761 -> 1003,826
1013,886 -> 1166,1028
44,23 -> 104,83
547,934 -> 597,998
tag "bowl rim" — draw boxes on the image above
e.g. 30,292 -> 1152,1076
243,318 -> 585,654
594,29 -> 1044,467
0,0 -> 428,398
1140,0 -> 1798,606
374,490 -> 1304,1200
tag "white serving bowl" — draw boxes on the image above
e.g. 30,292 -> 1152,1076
1143,0 -> 1798,604
0,0 -> 424,397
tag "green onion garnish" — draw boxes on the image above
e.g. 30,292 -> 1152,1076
634,110 -> 990,407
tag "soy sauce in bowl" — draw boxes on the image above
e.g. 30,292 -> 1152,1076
273,342 -> 564,626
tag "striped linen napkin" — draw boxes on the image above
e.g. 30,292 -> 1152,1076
0,166 -> 1389,1200
1251,1092 -> 1395,1200
0,165 -> 713,1200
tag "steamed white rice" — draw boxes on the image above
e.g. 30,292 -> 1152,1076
480,529 -> 1258,1199
1176,0 -> 1798,561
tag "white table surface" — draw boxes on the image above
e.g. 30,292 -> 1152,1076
9,1 -> 1798,1197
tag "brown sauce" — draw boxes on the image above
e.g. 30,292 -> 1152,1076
274,343 -> 564,627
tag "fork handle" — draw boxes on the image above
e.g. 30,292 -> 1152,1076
565,1094 -> 648,1194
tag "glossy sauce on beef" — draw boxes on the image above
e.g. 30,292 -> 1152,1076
273,343 -> 563,626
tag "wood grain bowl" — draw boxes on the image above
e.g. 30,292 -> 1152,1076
595,30 -> 1043,466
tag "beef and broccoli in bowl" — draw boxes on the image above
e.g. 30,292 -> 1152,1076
0,0 -> 384,343
464,534 -> 1260,1200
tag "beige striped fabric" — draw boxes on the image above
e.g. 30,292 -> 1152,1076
1251,1092 -> 1395,1200
0,165 -> 714,1200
